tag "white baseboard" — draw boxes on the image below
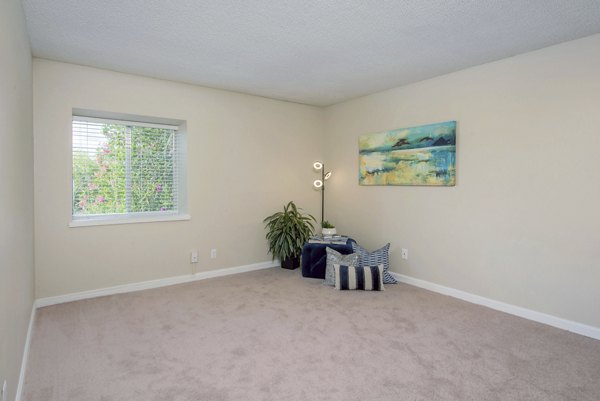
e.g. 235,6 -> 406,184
390,272 -> 600,341
15,303 -> 36,401
36,260 -> 279,308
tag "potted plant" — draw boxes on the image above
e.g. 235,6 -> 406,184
263,201 -> 316,269
321,220 -> 336,236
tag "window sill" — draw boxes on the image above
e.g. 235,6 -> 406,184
69,213 -> 191,227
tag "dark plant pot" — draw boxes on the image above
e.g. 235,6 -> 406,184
281,255 -> 300,270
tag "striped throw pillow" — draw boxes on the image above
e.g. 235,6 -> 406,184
334,264 -> 385,291
351,243 -> 397,284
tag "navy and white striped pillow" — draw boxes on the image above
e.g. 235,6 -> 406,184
334,264 -> 384,291
351,243 -> 397,284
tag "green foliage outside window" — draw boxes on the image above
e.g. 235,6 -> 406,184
72,123 -> 176,216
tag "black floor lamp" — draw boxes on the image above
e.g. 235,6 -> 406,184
312,161 -> 332,226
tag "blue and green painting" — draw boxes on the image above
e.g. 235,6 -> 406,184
359,121 -> 456,186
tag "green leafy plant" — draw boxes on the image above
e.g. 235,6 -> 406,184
263,201 -> 316,263
321,220 -> 335,229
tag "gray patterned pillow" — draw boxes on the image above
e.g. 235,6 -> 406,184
324,247 -> 359,286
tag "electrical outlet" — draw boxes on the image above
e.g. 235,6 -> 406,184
401,248 -> 408,260
2,380 -> 7,401
210,249 -> 217,259
191,250 -> 198,264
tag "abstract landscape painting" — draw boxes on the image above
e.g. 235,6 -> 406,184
359,121 -> 456,186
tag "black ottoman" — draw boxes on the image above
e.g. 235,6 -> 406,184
301,238 -> 356,279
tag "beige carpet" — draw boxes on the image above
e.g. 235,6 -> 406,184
24,268 -> 600,401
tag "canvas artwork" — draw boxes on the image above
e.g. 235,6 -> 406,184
359,121 -> 456,186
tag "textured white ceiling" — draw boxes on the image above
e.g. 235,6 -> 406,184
22,0 -> 600,106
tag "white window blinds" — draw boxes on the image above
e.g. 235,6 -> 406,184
72,116 -> 183,220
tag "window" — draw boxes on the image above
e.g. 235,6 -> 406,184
71,112 -> 187,226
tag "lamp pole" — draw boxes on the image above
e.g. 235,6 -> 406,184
320,164 -> 325,226
313,161 -> 330,229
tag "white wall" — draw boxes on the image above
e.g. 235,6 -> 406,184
0,0 -> 34,399
324,34 -> 600,328
34,59 -> 324,298
31,32 -> 600,329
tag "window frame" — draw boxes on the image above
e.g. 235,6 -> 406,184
69,110 -> 189,227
